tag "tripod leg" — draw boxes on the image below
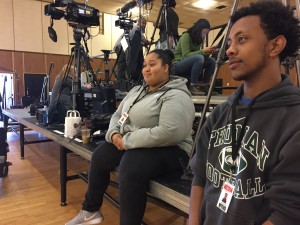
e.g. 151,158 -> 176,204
109,47 -> 123,81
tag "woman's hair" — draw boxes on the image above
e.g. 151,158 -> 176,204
58,64 -> 76,77
187,18 -> 211,45
149,49 -> 175,74
231,0 -> 300,62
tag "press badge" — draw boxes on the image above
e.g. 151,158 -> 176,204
216,181 -> 235,213
118,112 -> 129,126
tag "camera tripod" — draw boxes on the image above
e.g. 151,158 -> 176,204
65,26 -> 101,109
48,25 -> 101,125
147,0 -> 173,53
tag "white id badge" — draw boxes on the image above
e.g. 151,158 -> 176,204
216,181 -> 235,213
118,112 -> 129,126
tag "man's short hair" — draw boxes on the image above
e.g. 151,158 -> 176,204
230,0 -> 300,62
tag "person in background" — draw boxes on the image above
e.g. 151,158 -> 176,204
173,18 -> 216,95
80,70 -> 94,90
48,64 -> 74,124
65,49 -> 195,225
157,0 -> 179,50
189,1 -> 300,225
114,17 -> 150,82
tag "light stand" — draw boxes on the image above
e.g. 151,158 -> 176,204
40,62 -> 54,105
181,0 -> 240,180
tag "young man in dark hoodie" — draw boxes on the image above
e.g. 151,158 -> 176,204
189,1 -> 300,225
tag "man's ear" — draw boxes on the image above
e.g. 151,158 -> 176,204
269,35 -> 287,58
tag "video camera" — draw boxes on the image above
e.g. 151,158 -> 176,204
44,0 -> 100,27
115,13 -> 135,30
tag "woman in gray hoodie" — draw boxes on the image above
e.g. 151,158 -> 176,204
66,49 -> 195,225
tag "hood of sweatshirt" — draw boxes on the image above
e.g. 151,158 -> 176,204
226,75 -> 300,108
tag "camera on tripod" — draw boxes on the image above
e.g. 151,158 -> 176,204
115,13 -> 135,30
44,0 -> 100,27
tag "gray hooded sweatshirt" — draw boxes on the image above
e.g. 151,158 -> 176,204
106,75 -> 195,154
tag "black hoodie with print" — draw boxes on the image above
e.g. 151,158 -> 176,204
191,75 -> 300,225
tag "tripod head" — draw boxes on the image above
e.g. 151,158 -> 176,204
71,24 -> 90,44
162,0 -> 170,6
101,50 -> 111,64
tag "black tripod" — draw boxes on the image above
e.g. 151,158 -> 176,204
48,25 -> 101,125
65,26 -> 101,109
147,0 -> 170,53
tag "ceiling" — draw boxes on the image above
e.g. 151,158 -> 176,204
90,0 -> 259,28
39,0 -> 297,29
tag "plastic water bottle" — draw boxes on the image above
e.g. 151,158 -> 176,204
43,106 -> 48,126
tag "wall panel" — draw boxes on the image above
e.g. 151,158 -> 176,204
0,0 -> 14,50
91,14 -> 113,58
0,50 -> 13,72
13,51 -> 24,103
110,14 -> 124,60
45,54 -> 70,88
13,0 -> 43,52
23,52 -> 45,74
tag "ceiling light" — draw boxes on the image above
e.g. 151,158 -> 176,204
193,0 -> 216,9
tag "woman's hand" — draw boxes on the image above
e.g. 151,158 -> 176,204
112,133 -> 127,150
203,46 -> 216,55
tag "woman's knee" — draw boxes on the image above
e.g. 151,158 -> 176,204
190,54 -> 205,64
119,161 -> 144,181
118,152 -> 150,183
206,57 -> 216,66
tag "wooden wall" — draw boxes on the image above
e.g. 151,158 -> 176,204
0,49 -> 115,106
217,63 -> 299,95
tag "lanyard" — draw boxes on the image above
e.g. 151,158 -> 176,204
127,85 -> 149,114
127,79 -> 170,114
231,92 -> 255,173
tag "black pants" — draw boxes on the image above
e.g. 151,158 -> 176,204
82,141 -> 188,225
